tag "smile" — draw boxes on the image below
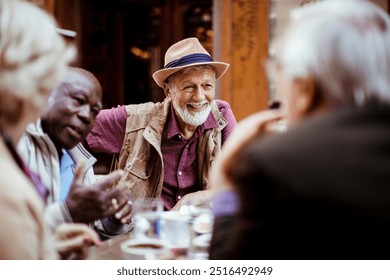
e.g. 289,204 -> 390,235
186,103 -> 208,111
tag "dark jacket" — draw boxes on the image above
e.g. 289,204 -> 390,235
210,104 -> 390,260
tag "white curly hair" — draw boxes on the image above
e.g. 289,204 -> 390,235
0,0 -> 75,127
277,0 -> 390,106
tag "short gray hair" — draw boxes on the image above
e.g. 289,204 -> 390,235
0,0 -> 75,127
278,0 -> 390,106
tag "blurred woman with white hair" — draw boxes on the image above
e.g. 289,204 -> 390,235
0,0 -> 100,259
209,0 -> 390,259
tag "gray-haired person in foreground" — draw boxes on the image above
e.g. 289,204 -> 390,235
209,0 -> 390,260
0,0 -> 100,259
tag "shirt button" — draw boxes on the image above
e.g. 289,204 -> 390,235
178,171 -> 182,175
178,195 -> 182,200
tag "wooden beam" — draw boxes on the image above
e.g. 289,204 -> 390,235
214,0 -> 269,121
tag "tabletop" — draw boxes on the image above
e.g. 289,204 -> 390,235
87,232 -> 189,260
88,208 -> 213,260
88,232 -> 133,260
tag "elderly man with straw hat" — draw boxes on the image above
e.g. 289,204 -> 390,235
86,37 -> 237,210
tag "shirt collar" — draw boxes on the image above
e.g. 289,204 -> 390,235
166,103 -> 218,140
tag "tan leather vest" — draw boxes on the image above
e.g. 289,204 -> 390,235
116,98 -> 227,200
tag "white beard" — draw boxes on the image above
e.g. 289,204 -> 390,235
173,101 -> 212,126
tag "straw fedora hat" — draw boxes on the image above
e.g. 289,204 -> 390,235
152,37 -> 230,88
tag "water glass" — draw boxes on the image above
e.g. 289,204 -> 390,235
133,198 -> 163,239
181,202 -> 214,260
159,211 -> 191,250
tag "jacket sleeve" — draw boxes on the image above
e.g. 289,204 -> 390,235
85,166 -> 133,239
0,197 -> 42,259
0,176 -> 57,259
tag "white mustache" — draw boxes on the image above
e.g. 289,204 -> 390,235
186,102 -> 208,108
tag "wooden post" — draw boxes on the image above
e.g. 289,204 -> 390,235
214,0 -> 270,121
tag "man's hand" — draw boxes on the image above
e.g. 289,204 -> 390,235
110,198 -> 134,224
65,165 -> 133,224
171,190 -> 213,211
54,223 -> 101,260
209,109 -> 285,193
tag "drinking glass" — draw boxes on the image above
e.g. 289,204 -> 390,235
159,211 -> 191,251
181,202 -> 214,260
133,198 -> 163,239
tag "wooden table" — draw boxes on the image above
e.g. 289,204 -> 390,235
88,232 -> 133,260
87,232 -> 188,260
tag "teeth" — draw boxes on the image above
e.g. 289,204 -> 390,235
188,103 -> 206,108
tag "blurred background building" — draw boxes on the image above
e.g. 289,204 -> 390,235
30,0 -> 388,121
27,0 -> 388,172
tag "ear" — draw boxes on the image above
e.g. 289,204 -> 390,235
163,83 -> 170,98
291,77 -> 317,116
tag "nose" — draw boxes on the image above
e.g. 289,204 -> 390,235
192,86 -> 206,101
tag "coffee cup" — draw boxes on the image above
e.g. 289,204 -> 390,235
120,237 -> 171,260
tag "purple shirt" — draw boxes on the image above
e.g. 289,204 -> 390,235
161,104 -> 218,209
86,105 -> 127,154
86,100 -> 237,209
